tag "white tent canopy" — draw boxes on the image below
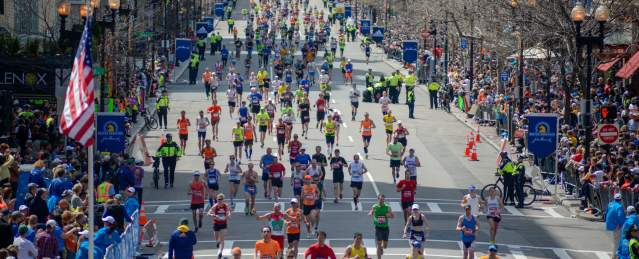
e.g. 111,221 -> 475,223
508,46 -> 557,60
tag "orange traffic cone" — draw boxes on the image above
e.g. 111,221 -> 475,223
475,125 -> 481,143
139,201 -> 148,226
464,140 -> 473,157
469,146 -> 478,161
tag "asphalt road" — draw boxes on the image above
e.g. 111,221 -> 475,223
138,0 -> 612,258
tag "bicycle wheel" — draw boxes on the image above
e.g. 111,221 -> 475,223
148,117 -> 159,130
480,184 -> 502,201
522,184 -> 537,206
153,169 -> 159,189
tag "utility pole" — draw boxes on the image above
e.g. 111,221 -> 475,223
468,10 -> 474,92
152,2 -> 156,73
444,12 -> 449,87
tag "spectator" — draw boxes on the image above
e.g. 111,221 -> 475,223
167,218 -> 197,259
29,189 -> 49,224
75,230 -> 104,259
0,210 -> 12,249
70,184 -> 83,213
13,224 -> 37,259
93,216 -> 121,253
606,193 -> 626,257
35,220 -> 58,259
123,187 -> 139,217
29,160 -> 46,189
103,196 -> 130,233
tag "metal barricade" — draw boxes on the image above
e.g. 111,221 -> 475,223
104,210 -> 140,259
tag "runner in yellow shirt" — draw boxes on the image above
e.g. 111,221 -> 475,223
232,122 -> 244,161
256,108 -> 271,148
383,110 -> 397,144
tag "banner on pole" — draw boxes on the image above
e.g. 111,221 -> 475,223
96,112 -> 126,154
175,38 -> 192,63
526,113 -> 558,158
360,20 -> 371,36
402,40 -> 419,64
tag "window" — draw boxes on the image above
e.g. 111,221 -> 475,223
14,0 -> 39,35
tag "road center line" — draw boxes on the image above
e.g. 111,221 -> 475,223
426,202 -> 443,213
365,172 -> 380,197
505,206 -> 524,216
508,246 -> 529,259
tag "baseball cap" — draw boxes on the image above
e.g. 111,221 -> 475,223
290,198 -> 299,204
468,185 -> 476,191
102,216 -> 115,224
46,219 -> 57,228
628,206 -> 636,214
78,230 -> 90,237
18,205 -> 28,211
193,170 -> 201,176
18,224 -> 28,234
61,189 -> 73,198
127,187 -> 136,193
488,245 -> 498,252
114,194 -> 124,201
411,204 -> 420,210
464,204 -> 472,210
615,193 -> 622,200
304,175 -> 312,180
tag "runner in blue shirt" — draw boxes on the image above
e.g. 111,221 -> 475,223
239,101 -> 249,124
260,148 -> 276,199
295,147 -> 312,170
248,87 -> 263,122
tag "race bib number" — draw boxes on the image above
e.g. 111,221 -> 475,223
271,220 -> 284,232
376,216 -> 386,224
217,214 -> 226,221
304,193 -> 315,200
272,172 -> 281,178
403,190 -> 412,198
208,177 -> 217,185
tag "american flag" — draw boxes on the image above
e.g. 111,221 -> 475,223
59,17 -> 95,147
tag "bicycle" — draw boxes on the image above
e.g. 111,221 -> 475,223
481,174 -> 537,206
143,110 -> 159,130
152,156 -> 160,189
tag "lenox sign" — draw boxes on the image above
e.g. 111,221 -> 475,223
0,71 -> 51,87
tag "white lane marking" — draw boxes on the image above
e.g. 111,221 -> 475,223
350,201 -> 356,211
508,246 -> 529,259
233,202 -> 245,213
273,136 -> 277,142
505,206 -> 524,216
331,98 -> 336,104
144,197 -> 467,204
343,123 -> 348,128
389,202 -> 402,213
542,207 -> 565,218
552,248 -> 572,259
222,240 -> 234,256
363,239 -> 377,256
457,241 -> 464,257
426,202 -> 443,213
595,251 -> 611,259
365,172 -> 380,197
348,136 -> 354,143
154,205 -> 169,214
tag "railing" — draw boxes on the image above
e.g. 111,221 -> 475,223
104,210 -> 140,259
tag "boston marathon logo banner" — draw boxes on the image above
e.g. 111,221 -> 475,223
526,113 -> 558,159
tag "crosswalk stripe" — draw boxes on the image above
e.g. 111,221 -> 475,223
154,205 -> 169,214
389,202 -> 402,213
363,238 -> 377,256
505,206 -> 523,216
508,246 -> 529,259
542,207 -> 565,218
552,248 -> 572,259
343,123 -> 348,128
426,202 -> 442,213
350,201 -> 356,211
222,240 -> 234,256
348,136 -> 354,143
233,202 -> 246,213
595,251 -> 611,259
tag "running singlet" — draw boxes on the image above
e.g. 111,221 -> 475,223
383,115 -> 395,131
316,99 -> 326,112
350,162 -> 363,182
285,208 -> 302,234
361,120 -> 373,136
302,185 -> 317,206
349,246 -> 366,259
178,118 -> 190,135
257,113 -> 270,126
269,213 -> 285,236
212,203 -> 229,225
244,124 -> 255,140
292,170 -> 303,189
395,127 -> 408,139
276,124 -> 286,136
197,117 -> 209,132
207,169 -> 219,186
397,180 -> 416,202
289,141 -> 301,160
190,181 -> 205,204
372,203 -> 390,229
202,147 -> 216,160
228,162 -> 242,181
233,127 -> 244,141
404,156 -> 417,176
203,71 -> 212,83
269,163 -> 285,179
307,166 -> 321,182
255,239 -> 280,259
486,196 -> 501,217
325,121 -> 336,136
208,105 -> 222,122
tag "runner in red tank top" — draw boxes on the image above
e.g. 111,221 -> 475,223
188,171 -> 205,232
208,193 -> 231,258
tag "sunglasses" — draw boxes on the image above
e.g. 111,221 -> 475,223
262,230 -> 271,233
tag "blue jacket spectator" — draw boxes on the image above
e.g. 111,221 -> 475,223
75,232 -> 105,259
116,165 -> 135,192
622,206 -> 639,239
168,219 -> 197,259
123,187 -> 140,217
606,194 -> 626,231
29,161 -> 46,188
94,217 -> 121,252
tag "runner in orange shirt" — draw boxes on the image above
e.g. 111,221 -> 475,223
301,175 -> 319,238
360,113 -> 376,159
244,118 -> 256,160
201,139 -> 217,169
202,68 -> 214,99
207,99 -> 222,141
177,110 -> 191,152
285,198 -> 304,256
255,226 -> 282,259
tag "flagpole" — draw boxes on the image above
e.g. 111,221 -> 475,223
86,1 -> 95,258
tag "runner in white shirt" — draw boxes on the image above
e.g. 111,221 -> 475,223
401,149 -> 421,181
460,186 -> 483,216
225,155 -> 243,209
196,110 -> 210,153
378,91 -> 391,115
349,84 -> 361,121
348,154 -> 368,210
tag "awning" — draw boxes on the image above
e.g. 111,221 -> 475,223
617,51 -> 639,79
597,58 -> 620,72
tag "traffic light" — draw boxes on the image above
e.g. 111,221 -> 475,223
600,105 -> 617,122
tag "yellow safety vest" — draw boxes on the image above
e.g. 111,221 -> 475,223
96,182 -> 112,203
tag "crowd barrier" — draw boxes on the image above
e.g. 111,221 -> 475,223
104,210 -> 140,259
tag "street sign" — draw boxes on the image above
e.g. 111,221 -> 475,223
402,40 -> 419,64
598,124 -> 619,144
196,22 -> 209,37
215,3 -> 224,17
360,20 -> 371,36
526,113 -> 558,158
135,31 -> 153,38
500,71 -> 509,82
202,16 -> 214,33
371,26 -> 384,43
344,5 -> 352,18
460,37 -> 468,49
93,66 -> 105,76
175,38 -> 192,63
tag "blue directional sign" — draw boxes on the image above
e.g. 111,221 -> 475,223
526,113 -> 558,158
460,37 -> 468,49
202,16 -> 214,33
196,22 -> 209,37
500,71 -> 509,82
371,26 -> 384,43
215,3 -> 224,17
402,40 -> 419,64
360,20 -> 371,36
175,38 -> 192,63
345,6 -> 352,18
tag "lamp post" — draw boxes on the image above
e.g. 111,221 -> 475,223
571,2 -> 608,164
108,0 -> 120,33
57,1 -> 70,36
430,19 -> 437,78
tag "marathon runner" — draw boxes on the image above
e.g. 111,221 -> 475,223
397,172 -> 417,223
349,84 -> 360,121
243,163 -> 259,215
225,155 -> 243,208
315,92 -> 328,131
394,121 -> 409,148
457,204 -> 480,259
188,171 -> 206,233
387,137 -> 405,183
311,146 -> 328,196
360,113 -> 375,159
344,59 -> 353,84
298,97 -> 311,138
402,204 -> 431,256
369,194 -> 394,259
269,156 -> 286,202
207,99 -> 222,141
205,160 -> 221,207
301,175 -> 320,238
288,134 -> 302,170
244,118 -> 256,160
227,87 -> 237,118
232,122 -> 244,160
484,187 -> 504,245
248,87 -> 263,124
402,148 -> 421,181
239,101 -> 249,124
304,231 -> 337,259
329,149 -> 347,203
255,226 -> 282,259
264,100 -> 277,134
343,232 -> 369,259
382,110 -> 396,144
291,163 -> 304,202
276,119 -> 287,157
460,186 -> 483,217
349,154 -> 368,210
331,110 -> 342,147
379,92 -> 391,116
203,68 -> 214,99
177,110 -> 191,153
285,198 -> 303,257
255,203 -> 286,252
208,193 -> 231,259
256,108 -> 271,148
196,110 -> 210,153
201,140 -> 217,170
260,147 -> 277,199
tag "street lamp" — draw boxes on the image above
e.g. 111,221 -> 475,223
108,0 -> 120,33
80,4 -> 88,20
571,1 -> 608,164
57,1 -> 71,35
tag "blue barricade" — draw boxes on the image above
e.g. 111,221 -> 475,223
104,210 -> 140,259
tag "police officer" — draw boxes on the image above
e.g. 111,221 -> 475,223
209,32 -> 217,56
156,90 -> 170,129
404,71 -> 416,104
388,71 -> 400,104
514,155 -> 526,208
365,69 -> 374,88
196,36 -> 206,61
189,53 -> 200,85
427,80 -> 440,109
407,90 -> 415,119
498,152 -> 516,206
156,133 -> 182,188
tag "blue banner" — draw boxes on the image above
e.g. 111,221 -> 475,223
196,22 -> 209,38
360,20 -> 371,36
215,3 -> 225,17
202,16 -> 214,33
402,40 -> 419,64
175,38 -> 192,63
500,71 -> 509,82
372,26 -> 384,43
345,6 -> 352,18
460,37 -> 468,49
526,113 -> 558,158
96,112 -> 126,154
13,171 -> 30,209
